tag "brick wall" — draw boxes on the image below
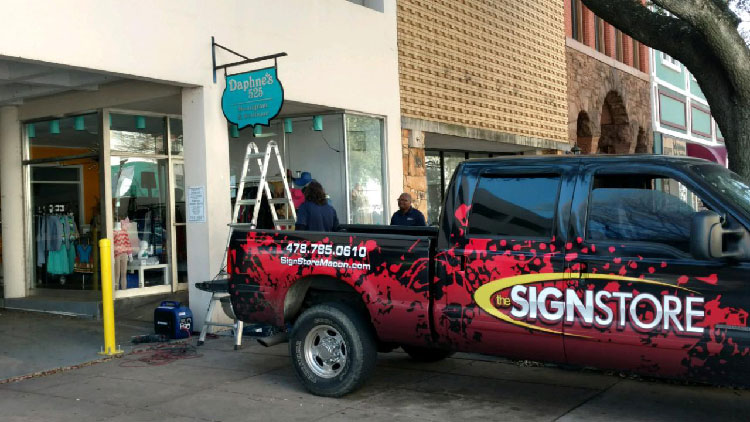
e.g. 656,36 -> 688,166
398,0 -> 568,143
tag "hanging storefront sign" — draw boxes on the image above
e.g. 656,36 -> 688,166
221,67 -> 284,129
212,37 -> 287,130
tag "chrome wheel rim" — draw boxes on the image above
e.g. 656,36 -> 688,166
303,324 -> 347,378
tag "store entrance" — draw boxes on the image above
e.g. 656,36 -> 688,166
32,160 -> 100,290
25,113 -> 103,291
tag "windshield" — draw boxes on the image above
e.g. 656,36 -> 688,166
691,163 -> 750,218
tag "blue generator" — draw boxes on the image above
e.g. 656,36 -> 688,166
154,301 -> 193,339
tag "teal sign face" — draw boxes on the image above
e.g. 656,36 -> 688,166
222,66 -> 284,129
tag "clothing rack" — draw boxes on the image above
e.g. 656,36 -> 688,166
34,206 -> 80,288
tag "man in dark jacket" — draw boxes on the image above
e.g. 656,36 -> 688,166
295,181 -> 339,232
390,192 -> 426,226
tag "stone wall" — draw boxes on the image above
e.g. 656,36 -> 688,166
401,129 -> 427,215
567,41 -> 652,154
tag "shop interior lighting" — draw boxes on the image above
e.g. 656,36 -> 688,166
313,115 -> 323,131
284,118 -> 293,134
230,124 -> 240,138
27,123 -> 36,138
253,125 -> 263,137
50,120 -> 61,134
74,116 -> 85,131
135,115 -> 146,130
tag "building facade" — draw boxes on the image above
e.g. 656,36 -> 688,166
0,0 -> 401,327
397,0 -> 570,224
649,49 -> 726,164
565,0 -> 652,156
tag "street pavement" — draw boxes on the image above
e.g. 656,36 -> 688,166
1,333 -> 749,422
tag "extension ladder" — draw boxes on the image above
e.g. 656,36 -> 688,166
197,140 -> 296,349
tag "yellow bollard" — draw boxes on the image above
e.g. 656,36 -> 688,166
98,239 -> 123,356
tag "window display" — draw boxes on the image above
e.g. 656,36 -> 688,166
111,156 -> 170,288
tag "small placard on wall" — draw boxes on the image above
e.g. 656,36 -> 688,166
187,186 -> 206,223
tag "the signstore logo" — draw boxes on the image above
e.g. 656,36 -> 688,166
473,273 -> 705,337
222,66 -> 284,129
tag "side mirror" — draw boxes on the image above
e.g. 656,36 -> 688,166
691,211 -> 745,260
690,211 -> 723,260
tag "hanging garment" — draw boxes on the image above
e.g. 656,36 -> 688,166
36,216 -> 46,267
113,229 -> 131,257
47,247 -> 70,275
77,244 -> 92,263
45,215 -> 62,252
65,216 -> 79,243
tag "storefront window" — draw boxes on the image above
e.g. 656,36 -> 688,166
170,118 -> 183,156
110,113 -> 165,155
425,152 -> 442,225
173,162 -> 187,283
346,115 -> 385,224
443,152 -> 465,186
111,156 -> 170,289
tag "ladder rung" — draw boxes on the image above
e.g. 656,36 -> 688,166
274,219 -> 296,225
268,198 -> 290,204
203,322 -> 236,328
229,223 -> 256,228
246,153 -> 265,159
235,199 -> 260,206
241,175 -> 285,184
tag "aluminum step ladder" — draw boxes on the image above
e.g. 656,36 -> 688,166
197,140 -> 296,350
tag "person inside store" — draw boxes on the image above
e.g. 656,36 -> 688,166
295,180 -> 340,232
289,170 -> 311,209
390,192 -> 426,226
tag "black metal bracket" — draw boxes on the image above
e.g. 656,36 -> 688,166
212,36 -> 287,83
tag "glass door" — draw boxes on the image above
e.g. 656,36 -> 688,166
24,113 -> 102,292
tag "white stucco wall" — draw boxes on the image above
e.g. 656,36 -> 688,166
0,1 -> 402,325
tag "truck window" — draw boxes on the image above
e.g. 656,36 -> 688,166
469,175 -> 560,237
587,174 -> 707,252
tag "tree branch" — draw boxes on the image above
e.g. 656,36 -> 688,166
583,0 -> 750,101
651,0 -> 750,98
708,0 -> 742,26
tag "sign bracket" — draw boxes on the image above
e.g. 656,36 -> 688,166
212,36 -> 287,83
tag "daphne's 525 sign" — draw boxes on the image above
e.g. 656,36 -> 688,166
221,66 -> 284,129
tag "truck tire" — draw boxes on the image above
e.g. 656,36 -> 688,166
402,345 -> 454,362
289,302 -> 377,397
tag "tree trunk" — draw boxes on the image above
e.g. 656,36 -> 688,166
724,104 -> 750,181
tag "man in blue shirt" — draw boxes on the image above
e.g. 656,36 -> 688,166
390,192 -> 426,226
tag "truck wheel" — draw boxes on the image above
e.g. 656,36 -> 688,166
402,345 -> 454,362
289,302 -> 376,397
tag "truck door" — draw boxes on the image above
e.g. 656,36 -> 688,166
438,163 -> 578,363
566,163 -> 750,384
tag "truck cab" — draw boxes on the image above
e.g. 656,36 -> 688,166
437,155 -> 750,384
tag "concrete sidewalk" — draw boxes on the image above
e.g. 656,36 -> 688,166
1,334 -> 748,421
0,309 -> 153,382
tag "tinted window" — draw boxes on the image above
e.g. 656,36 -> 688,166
469,175 -> 560,237
587,175 -> 706,252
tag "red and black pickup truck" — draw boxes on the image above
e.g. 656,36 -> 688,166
228,155 -> 750,396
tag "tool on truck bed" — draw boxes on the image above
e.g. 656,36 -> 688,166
197,141 -> 295,350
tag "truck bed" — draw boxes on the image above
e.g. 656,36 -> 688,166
227,226 -> 437,346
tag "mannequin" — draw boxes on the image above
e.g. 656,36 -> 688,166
112,219 -> 133,290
